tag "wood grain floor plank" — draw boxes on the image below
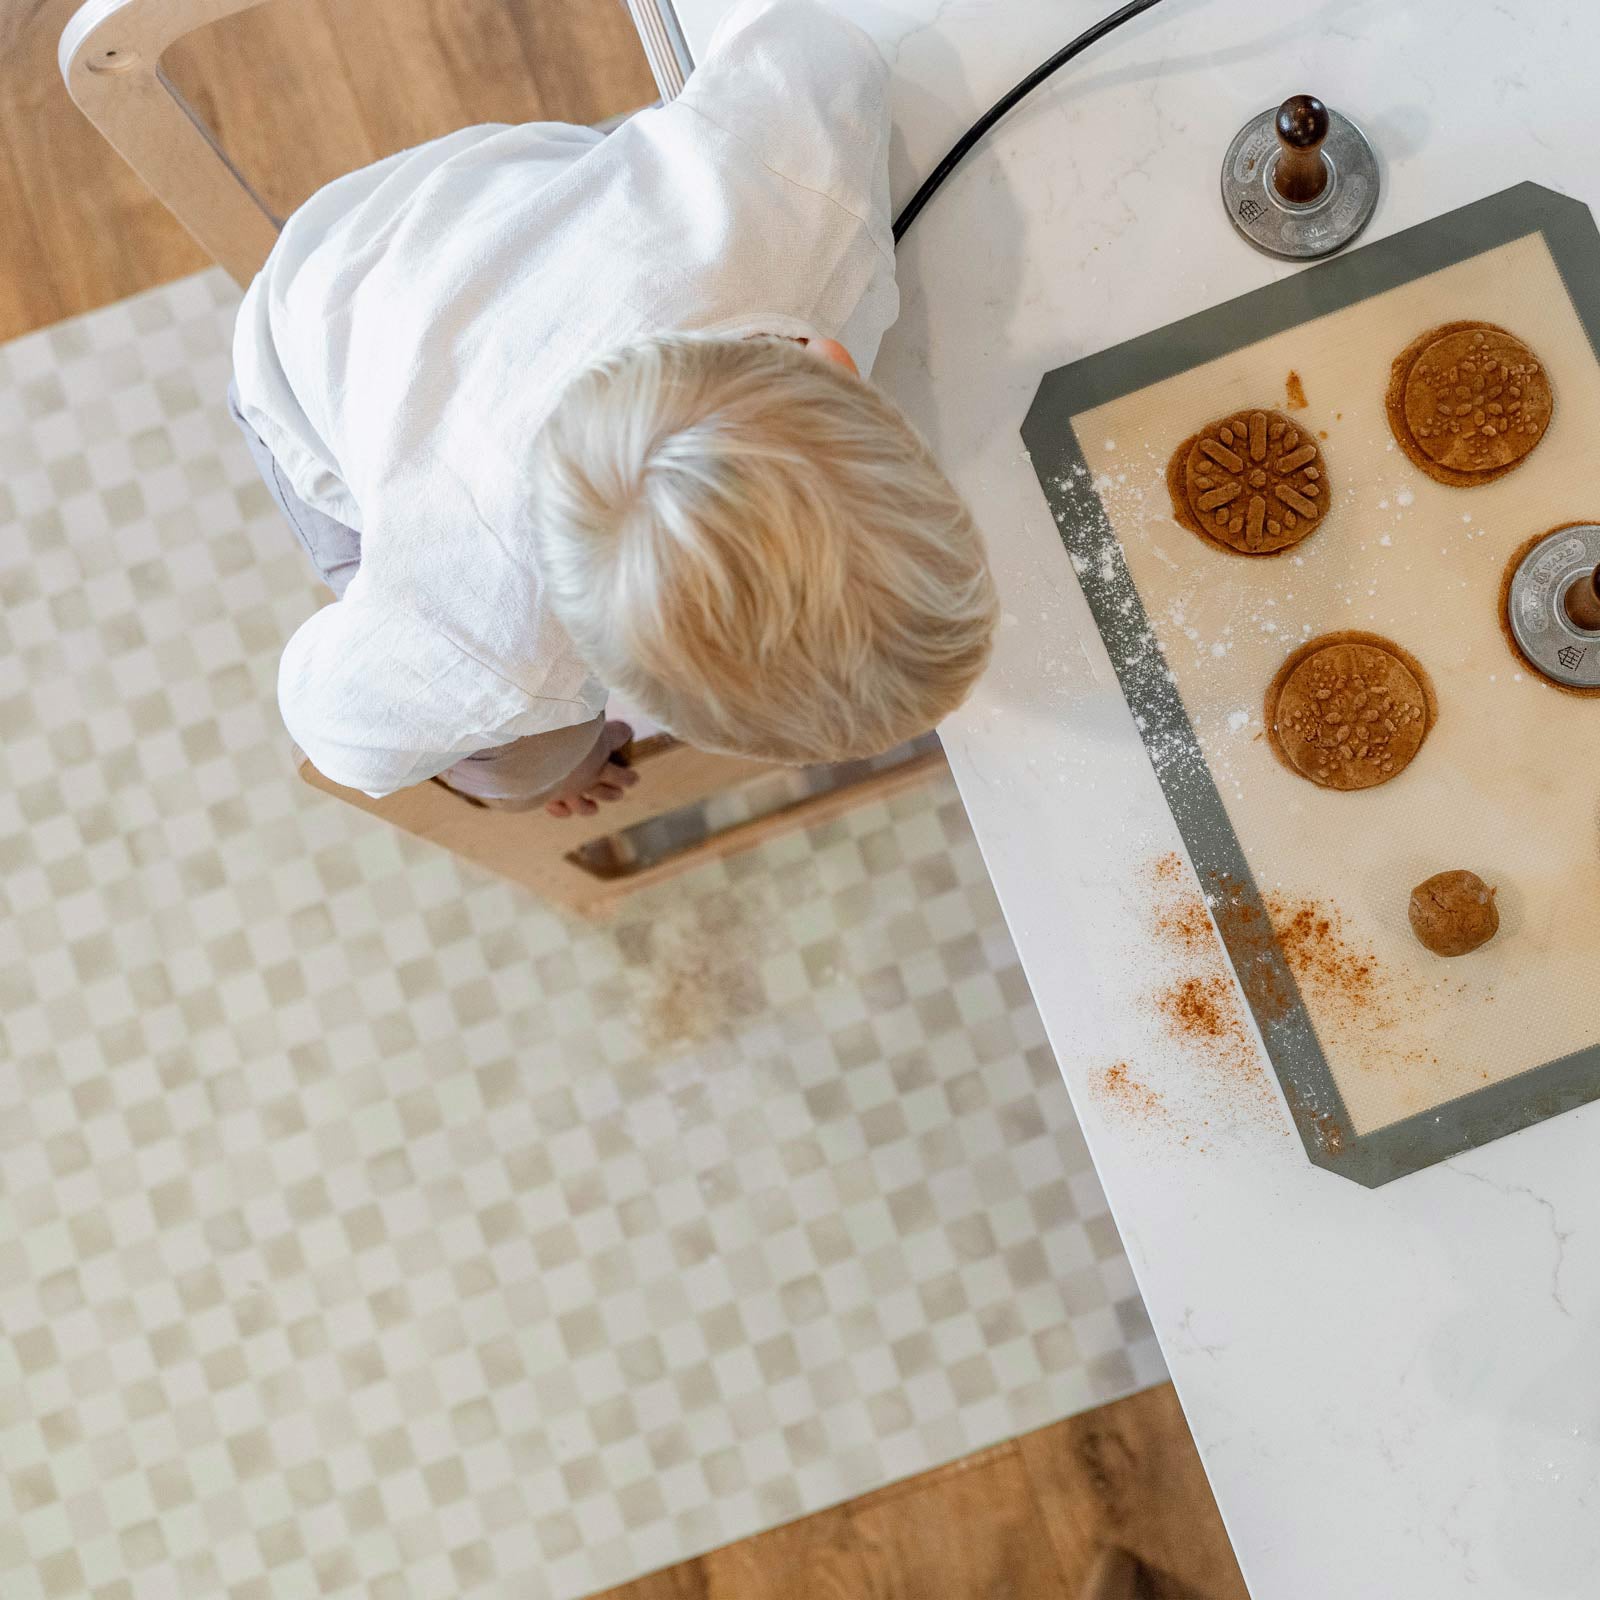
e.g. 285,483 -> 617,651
1017,1385 -> 1249,1600
162,0 -> 380,221
317,0 -> 542,161
0,0 -> 207,336
0,107 -> 66,341
701,1506 -> 883,1600
850,1445 -> 1072,1600
844,1439 -> 1017,1515
595,1387 -> 1249,1600
515,0 -> 658,123
597,1561 -> 711,1600
0,0 -> 653,340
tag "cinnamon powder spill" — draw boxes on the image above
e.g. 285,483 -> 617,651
1207,872 -> 1434,1067
1132,853 -> 1440,1153
1158,974 -> 1243,1042
1138,854 -> 1274,1112
1150,852 -> 1185,884
1285,369 -> 1308,410
1092,1060 -> 1167,1121
1150,883 -> 1216,958
1273,897 -> 1380,1025
1151,968 -> 1264,1090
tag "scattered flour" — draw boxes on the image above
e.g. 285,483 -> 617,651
1396,487 -> 1415,508
1379,534 -> 1392,547
1226,710 -> 1250,734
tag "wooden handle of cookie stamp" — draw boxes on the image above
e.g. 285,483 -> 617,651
1274,94 -> 1330,204
1565,565 -> 1600,632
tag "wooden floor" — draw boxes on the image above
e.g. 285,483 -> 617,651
1,5 -> 1247,1597
0,0 -> 656,341
597,1384 -> 1247,1600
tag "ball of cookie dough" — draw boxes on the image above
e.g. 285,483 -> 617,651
1408,870 -> 1499,957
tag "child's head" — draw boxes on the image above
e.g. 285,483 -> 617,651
530,334 -> 999,763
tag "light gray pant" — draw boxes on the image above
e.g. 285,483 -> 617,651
228,385 -> 596,802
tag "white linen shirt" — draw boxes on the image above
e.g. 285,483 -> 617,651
232,0 -> 898,796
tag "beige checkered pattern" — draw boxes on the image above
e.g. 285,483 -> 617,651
0,272 -> 1162,1599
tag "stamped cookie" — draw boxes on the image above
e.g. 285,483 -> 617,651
1264,632 -> 1437,791
1385,321 -> 1552,486
1166,409 -> 1328,554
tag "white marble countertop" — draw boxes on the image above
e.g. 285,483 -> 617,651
675,2 -> 1600,1595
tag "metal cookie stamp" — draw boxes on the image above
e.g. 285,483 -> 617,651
1222,94 -> 1380,261
1507,522 -> 1600,690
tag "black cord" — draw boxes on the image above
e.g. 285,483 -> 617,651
892,0 -> 1169,242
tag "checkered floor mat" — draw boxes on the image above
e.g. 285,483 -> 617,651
0,272 -> 1163,1600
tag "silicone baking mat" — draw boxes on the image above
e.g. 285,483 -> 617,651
1023,184 -> 1600,1187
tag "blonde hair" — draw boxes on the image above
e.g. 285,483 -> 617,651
529,335 -> 999,763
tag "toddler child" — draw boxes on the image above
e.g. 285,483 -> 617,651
231,0 -> 998,816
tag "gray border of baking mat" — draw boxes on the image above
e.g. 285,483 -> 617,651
1022,182 -> 1600,1187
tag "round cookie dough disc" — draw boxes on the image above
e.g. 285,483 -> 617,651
1409,870 -> 1499,957
1386,321 -> 1552,486
1167,408 -> 1329,554
1265,634 -> 1435,791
